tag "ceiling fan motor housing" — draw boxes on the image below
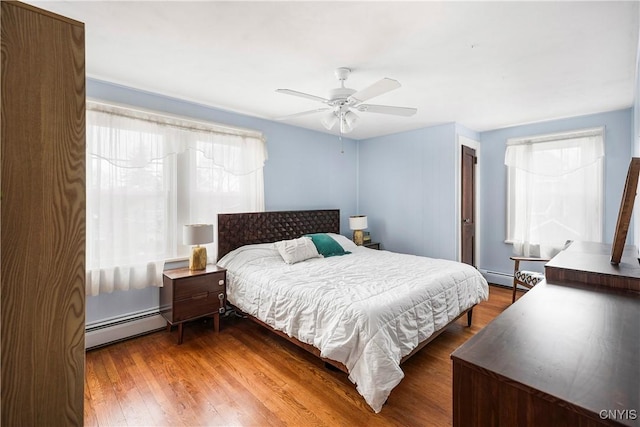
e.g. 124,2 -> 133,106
329,87 -> 356,105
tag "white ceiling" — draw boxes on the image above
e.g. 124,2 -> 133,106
28,1 -> 639,140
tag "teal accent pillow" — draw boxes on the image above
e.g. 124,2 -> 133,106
305,233 -> 351,257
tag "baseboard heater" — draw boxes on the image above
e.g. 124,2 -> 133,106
85,309 -> 166,350
479,269 -> 514,288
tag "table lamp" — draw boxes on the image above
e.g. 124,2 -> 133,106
183,224 -> 213,270
349,215 -> 368,246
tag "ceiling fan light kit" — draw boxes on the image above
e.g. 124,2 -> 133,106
321,111 -> 338,130
276,67 -> 417,134
340,110 -> 359,134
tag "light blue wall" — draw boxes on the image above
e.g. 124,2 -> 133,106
86,78 -> 635,324
357,123 -> 459,259
479,109 -> 633,280
86,79 -> 358,324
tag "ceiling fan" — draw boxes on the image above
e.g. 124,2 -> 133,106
276,67 -> 417,134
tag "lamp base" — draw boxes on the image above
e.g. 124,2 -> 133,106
353,230 -> 364,246
189,246 -> 207,270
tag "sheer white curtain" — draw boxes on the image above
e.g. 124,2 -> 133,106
505,127 -> 604,258
86,101 -> 267,296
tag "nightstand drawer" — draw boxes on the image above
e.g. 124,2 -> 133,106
174,273 -> 221,301
161,265 -> 227,344
173,291 -> 221,322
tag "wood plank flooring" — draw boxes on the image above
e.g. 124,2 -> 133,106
85,285 -> 514,426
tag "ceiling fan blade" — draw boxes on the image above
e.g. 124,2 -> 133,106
356,104 -> 417,117
274,108 -> 330,121
347,78 -> 401,104
276,89 -> 329,104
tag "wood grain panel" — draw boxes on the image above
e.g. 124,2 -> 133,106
453,360 -> 632,427
1,2 -> 85,425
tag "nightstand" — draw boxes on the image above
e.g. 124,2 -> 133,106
160,265 -> 226,344
364,242 -> 380,250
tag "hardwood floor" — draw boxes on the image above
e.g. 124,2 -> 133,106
85,285 -> 514,426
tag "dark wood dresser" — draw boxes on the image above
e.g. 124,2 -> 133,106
452,241 -> 640,426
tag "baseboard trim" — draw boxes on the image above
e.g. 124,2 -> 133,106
85,313 -> 166,350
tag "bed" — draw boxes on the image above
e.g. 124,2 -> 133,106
217,209 -> 489,413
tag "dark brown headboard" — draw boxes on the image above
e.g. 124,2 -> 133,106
217,209 -> 340,260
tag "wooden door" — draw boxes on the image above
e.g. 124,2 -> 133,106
1,2 -> 85,425
461,146 -> 476,266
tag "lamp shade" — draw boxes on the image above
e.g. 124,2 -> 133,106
349,215 -> 368,230
321,111 -> 338,130
183,224 -> 213,246
340,111 -> 359,134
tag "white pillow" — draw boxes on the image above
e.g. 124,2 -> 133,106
275,237 -> 322,264
327,233 -> 359,251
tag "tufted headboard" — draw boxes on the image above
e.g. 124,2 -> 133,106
217,209 -> 340,260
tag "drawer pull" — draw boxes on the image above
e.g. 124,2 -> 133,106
192,292 -> 208,300
218,292 -> 225,314
218,279 -> 224,286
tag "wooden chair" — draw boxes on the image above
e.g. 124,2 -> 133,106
510,256 -> 550,303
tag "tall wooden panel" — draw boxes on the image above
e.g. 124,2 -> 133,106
1,2 -> 85,425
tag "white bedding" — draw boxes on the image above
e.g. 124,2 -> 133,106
218,242 -> 489,412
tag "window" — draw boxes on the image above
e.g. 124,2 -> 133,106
86,101 -> 267,296
505,127 -> 604,258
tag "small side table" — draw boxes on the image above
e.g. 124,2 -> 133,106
160,265 -> 227,344
364,242 -> 381,250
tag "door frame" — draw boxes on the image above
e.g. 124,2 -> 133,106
456,135 -> 481,266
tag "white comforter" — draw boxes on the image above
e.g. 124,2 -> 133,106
218,244 -> 489,412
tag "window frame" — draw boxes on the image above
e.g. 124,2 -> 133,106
504,127 -> 605,245
85,100 -> 266,295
